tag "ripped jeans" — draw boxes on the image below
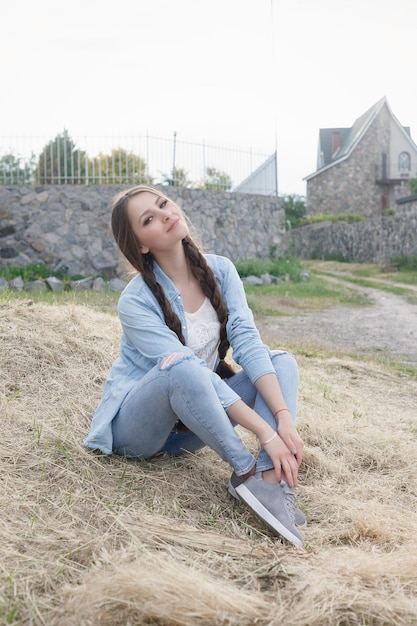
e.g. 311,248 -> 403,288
111,351 -> 299,477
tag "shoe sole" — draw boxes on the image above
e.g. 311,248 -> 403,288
228,481 -> 240,500
232,482 -> 303,547
229,481 -> 307,528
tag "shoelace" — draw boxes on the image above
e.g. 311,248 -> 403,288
255,472 -> 298,525
280,480 -> 296,524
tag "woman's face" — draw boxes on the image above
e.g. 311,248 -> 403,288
126,191 -> 189,255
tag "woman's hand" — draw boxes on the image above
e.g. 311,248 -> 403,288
261,431 -> 300,486
276,412 -> 304,468
226,399 -> 303,486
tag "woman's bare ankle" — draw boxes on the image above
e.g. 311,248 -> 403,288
240,464 -> 256,482
261,468 -> 279,483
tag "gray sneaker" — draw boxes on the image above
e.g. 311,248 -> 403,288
280,480 -> 307,528
228,472 -> 304,547
229,472 -> 307,527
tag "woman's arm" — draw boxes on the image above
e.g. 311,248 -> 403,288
254,372 -> 304,468
226,398 -> 300,487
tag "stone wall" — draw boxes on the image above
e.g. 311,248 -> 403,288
0,185 -> 285,278
284,201 -> 417,264
2,185 -> 415,276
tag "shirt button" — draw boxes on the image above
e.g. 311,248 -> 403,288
177,295 -> 181,299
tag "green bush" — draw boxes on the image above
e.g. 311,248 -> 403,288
0,264 -> 83,284
284,195 -> 306,228
234,255 -> 304,281
300,213 -> 363,225
391,254 -> 417,271
409,178 -> 417,195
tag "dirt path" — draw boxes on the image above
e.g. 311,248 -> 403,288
258,274 -> 417,369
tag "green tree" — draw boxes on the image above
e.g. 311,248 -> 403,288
161,167 -> 193,188
89,148 -> 153,185
36,130 -> 87,184
409,178 -> 417,195
284,194 -> 306,228
0,152 -> 36,184
199,167 -> 232,191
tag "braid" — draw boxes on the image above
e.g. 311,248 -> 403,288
183,238 -> 235,378
141,253 -> 186,345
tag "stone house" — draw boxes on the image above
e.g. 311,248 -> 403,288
304,97 -> 417,217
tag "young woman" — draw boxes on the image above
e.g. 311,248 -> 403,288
84,184 -> 305,547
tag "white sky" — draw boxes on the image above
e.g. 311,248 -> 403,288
1,0 -> 416,195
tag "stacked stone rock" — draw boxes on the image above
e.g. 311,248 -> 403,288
0,185 -> 285,278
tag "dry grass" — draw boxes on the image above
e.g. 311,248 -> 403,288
1,299 -> 417,625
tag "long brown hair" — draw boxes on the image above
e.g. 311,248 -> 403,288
111,185 -> 235,378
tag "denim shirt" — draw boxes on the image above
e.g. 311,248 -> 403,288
84,254 -> 275,454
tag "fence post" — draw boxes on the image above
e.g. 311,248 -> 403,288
172,131 -> 177,184
274,150 -> 278,196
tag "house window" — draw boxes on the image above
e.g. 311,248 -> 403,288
399,151 -> 410,175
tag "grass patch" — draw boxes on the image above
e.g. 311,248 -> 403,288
312,270 -> 417,300
244,276 -> 369,316
305,260 -> 417,294
298,212 -> 363,225
386,360 -> 417,378
392,254 -> 417,272
0,262 -> 84,284
337,276 -> 413,296
0,287 -> 119,313
1,258 -> 371,316
306,259 -> 417,283
234,255 -> 304,281
2,277 -> 367,318
389,270 -> 417,287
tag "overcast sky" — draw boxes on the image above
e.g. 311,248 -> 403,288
1,0 -> 416,195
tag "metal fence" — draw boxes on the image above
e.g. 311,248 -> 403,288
0,132 -> 277,195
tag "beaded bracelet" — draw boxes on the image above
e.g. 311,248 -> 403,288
273,407 -> 289,418
260,431 -> 278,446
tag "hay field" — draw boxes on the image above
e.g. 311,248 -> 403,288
1,299 -> 417,625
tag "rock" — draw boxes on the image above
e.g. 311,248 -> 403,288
46,277 -> 65,292
0,247 -> 17,258
93,277 -> 107,292
260,273 -> 273,284
36,191 -> 49,203
70,277 -> 93,291
109,278 -> 127,292
20,192 -> 37,205
26,280 -> 47,292
242,275 -> 263,285
11,276 -> 24,291
31,240 -> 46,253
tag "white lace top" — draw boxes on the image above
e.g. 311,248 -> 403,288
185,297 -> 220,370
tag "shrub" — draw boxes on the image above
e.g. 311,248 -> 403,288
234,255 -> 304,281
300,213 -> 363,225
391,254 -> 417,271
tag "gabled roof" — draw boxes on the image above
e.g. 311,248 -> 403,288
305,96 -> 417,181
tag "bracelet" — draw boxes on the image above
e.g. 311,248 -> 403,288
274,407 -> 289,418
260,431 -> 278,446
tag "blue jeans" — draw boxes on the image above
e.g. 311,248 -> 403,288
112,351 -> 299,477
